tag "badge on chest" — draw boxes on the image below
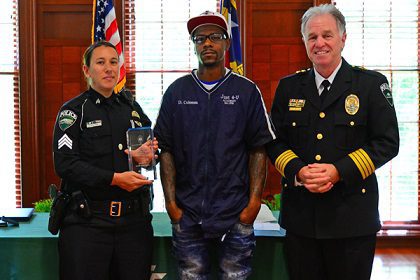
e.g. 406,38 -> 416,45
345,94 -> 359,115
131,111 -> 142,127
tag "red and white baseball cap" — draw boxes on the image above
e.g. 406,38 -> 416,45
187,11 -> 229,36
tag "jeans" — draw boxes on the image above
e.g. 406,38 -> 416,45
172,221 -> 256,280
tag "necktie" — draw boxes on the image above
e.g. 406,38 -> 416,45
320,80 -> 330,103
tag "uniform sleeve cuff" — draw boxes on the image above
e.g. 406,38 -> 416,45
274,150 -> 305,183
334,149 -> 375,185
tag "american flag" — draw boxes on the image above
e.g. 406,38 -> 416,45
92,0 -> 126,93
221,0 -> 243,75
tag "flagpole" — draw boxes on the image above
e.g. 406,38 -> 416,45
91,0 -> 96,43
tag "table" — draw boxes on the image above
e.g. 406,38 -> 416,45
0,213 -> 288,279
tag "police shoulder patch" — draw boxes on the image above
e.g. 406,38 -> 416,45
58,110 -> 77,131
380,83 -> 394,107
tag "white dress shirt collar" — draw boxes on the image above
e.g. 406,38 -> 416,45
314,59 -> 343,95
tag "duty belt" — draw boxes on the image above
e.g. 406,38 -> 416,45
90,198 -> 143,217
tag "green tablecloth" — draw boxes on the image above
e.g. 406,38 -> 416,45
0,213 -> 288,279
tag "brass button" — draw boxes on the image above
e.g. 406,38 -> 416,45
284,183 -> 288,188
315,155 -> 321,161
118,144 -> 123,150
292,122 -> 296,127
319,112 -> 325,118
350,121 -> 355,126
362,188 -> 366,194
317,133 -> 323,140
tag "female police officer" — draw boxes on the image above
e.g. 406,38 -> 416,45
52,41 -> 157,280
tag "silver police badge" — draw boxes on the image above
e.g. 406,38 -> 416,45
58,110 -> 77,131
345,94 -> 359,115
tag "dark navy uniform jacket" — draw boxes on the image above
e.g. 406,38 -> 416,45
53,88 -> 151,201
154,70 -> 276,237
266,59 -> 399,239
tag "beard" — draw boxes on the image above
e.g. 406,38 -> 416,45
202,60 -> 219,67
200,55 -> 223,68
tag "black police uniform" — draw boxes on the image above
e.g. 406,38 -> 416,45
53,88 -> 153,280
266,59 -> 399,279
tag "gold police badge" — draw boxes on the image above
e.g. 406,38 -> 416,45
345,94 -> 359,115
131,111 -> 142,127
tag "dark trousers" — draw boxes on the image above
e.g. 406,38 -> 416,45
58,218 -> 153,280
284,232 -> 376,280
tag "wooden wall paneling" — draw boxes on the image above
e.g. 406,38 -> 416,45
315,0 -> 332,6
19,0 -> 40,207
34,1 -> 92,204
244,0 -> 313,198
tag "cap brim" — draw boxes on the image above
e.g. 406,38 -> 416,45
187,15 -> 228,36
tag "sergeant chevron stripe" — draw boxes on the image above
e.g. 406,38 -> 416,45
348,149 -> 375,179
275,150 -> 298,177
58,134 -> 73,150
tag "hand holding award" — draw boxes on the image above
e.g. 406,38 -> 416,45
126,127 -> 157,180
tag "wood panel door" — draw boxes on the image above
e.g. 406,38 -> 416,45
37,1 -> 91,203
244,0 -> 314,197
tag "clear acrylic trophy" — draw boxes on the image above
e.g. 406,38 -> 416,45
126,127 -> 156,180
126,127 -> 156,210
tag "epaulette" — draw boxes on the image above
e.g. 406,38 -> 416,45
352,65 -> 385,78
352,65 -> 366,71
295,68 -> 310,74
119,89 -> 135,106
62,91 -> 88,108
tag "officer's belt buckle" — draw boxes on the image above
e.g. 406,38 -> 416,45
110,201 -> 122,217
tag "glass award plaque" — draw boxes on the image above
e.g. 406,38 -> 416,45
126,127 -> 157,180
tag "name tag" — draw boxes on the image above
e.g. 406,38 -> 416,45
288,99 -> 305,111
86,120 -> 102,128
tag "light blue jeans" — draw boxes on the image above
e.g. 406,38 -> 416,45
171,221 -> 256,280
